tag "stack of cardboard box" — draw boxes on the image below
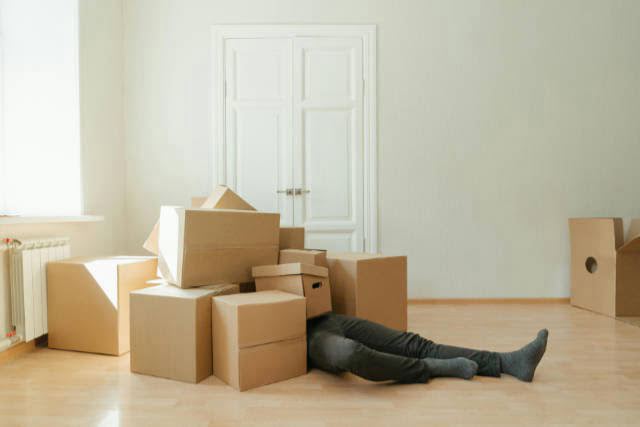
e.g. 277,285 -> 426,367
47,186 -> 408,392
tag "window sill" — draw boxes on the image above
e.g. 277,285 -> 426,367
0,215 -> 104,225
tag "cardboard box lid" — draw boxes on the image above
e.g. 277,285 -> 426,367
132,283 -> 231,300
279,249 -> 328,267
143,185 -> 255,255
213,290 -> 306,348
252,263 -> 328,279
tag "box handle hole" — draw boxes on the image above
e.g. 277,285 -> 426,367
585,257 -> 598,274
312,282 -> 322,289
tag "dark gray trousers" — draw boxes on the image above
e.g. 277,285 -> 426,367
307,313 -> 501,383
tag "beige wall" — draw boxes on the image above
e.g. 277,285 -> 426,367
122,0 -> 640,298
0,0 -> 126,335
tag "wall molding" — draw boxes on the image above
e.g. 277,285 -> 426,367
409,298 -> 570,305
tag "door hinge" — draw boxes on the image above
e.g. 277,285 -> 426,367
363,237 -> 366,249
362,78 -> 365,93
223,80 -> 227,99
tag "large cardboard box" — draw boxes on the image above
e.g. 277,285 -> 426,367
326,252 -> 408,331
143,185 -> 255,255
47,256 -> 157,355
279,249 -> 328,267
157,207 -> 280,288
130,283 -> 239,383
212,290 -> 307,391
279,227 -> 304,249
569,218 -> 640,317
253,263 -> 332,319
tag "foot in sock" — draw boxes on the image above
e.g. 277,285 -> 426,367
499,329 -> 549,382
423,357 -> 478,380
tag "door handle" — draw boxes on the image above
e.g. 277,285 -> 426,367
277,188 -> 294,196
293,188 -> 310,196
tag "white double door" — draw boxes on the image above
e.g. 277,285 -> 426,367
223,36 -> 365,251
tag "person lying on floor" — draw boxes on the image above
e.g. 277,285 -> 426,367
307,313 -> 548,383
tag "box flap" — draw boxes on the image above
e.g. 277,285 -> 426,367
51,256 -> 156,266
618,236 -> 640,253
143,185 -> 255,255
200,185 -> 255,210
252,263 -> 328,278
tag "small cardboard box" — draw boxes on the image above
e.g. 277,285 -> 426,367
143,185 -> 255,255
47,256 -> 157,355
279,227 -> 304,249
326,252 -> 408,331
212,290 -> 307,391
569,218 -> 640,317
252,263 -> 332,319
157,207 -> 280,288
279,249 -> 328,267
130,283 -> 239,383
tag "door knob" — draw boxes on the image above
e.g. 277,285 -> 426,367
293,188 -> 310,196
277,188 -> 294,196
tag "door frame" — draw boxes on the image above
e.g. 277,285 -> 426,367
211,24 -> 378,253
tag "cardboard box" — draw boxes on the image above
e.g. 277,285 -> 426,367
253,263 -> 332,319
569,218 -> 640,317
143,185 -> 255,255
157,207 -> 280,288
279,227 -> 304,249
212,290 -> 307,391
130,283 -> 239,383
279,249 -> 328,267
326,252 -> 408,331
47,256 -> 157,355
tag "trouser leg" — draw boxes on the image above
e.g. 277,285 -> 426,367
307,331 -> 431,383
333,314 -> 501,377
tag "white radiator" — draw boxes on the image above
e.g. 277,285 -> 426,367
9,237 -> 70,342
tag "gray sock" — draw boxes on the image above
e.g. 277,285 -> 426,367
423,357 -> 478,380
499,329 -> 548,382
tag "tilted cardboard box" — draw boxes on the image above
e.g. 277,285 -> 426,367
143,185 -> 255,255
326,253 -> 408,331
253,263 -> 332,319
279,227 -> 304,250
47,256 -> 157,355
569,218 -> 640,317
279,249 -> 328,267
157,207 -> 280,288
212,290 -> 307,391
130,283 -> 239,383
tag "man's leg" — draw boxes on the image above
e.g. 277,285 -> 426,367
333,314 -> 501,377
307,330 -> 475,383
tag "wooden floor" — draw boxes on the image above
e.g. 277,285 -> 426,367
1,303 -> 639,426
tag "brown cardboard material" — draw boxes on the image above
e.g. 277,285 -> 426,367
326,252 -> 408,331
279,249 -> 328,267
279,227 -> 304,250
143,185 -> 255,255
569,218 -> 640,317
157,208 -> 280,288
130,283 -> 238,383
253,263 -> 332,319
47,256 -> 157,355
212,290 -> 307,391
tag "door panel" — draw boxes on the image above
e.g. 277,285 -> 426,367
293,38 -> 364,251
224,38 -> 293,225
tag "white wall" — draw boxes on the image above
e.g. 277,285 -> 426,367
123,0 -> 640,298
0,0 -> 126,335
